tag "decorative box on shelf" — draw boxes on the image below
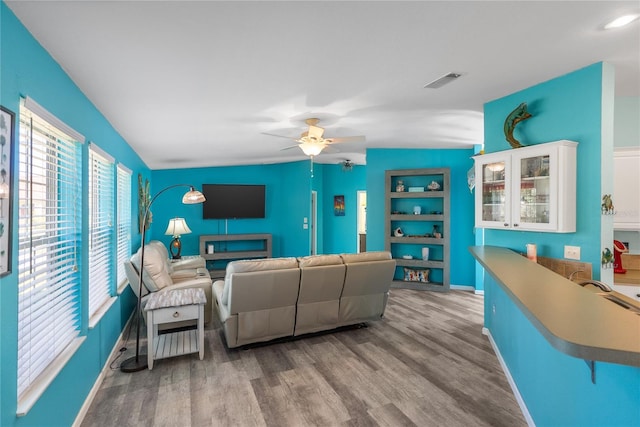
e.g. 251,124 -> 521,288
408,187 -> 424,192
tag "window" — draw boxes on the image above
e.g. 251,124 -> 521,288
17,98 -> 84,408
116,164 -> 132,291
88,144 -> 115,321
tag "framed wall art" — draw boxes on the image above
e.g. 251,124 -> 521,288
334,195 -> 345,216
0,106 -> 15,277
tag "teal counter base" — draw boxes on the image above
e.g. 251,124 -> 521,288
472,246 -> 640,426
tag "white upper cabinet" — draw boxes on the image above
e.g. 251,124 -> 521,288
474,140 -> 577,232
614,147 -> 640,231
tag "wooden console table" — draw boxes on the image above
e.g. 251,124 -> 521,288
199,233 -> 272,278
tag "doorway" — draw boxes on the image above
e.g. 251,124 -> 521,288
311,190 -> 318,255
357,191 -> 367,252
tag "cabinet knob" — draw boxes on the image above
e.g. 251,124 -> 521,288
504,223 -> 509,227
173,311 -> 180,318
514,223 -> 519,227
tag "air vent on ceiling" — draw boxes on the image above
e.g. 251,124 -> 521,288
424,72 -> 462,89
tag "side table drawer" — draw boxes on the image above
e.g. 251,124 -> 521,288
152,304 -> 199,324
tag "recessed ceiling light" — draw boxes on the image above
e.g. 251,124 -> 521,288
604,14 -> 640,30
424,72 -> 462,89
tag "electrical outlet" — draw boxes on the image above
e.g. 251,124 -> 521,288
564,245 -> 581,260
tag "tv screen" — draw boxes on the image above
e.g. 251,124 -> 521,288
202,184 -> 266,219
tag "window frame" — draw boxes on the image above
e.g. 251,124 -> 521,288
16,98 -> 86,415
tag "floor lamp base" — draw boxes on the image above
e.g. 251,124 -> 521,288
120,355 -> 148,372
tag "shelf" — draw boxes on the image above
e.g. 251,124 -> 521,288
202,250 -> 268,261
390,191 -> 444,199
199,234 -> 272,273
390,214 -> 444,221
385,168 -> 450,291
390,280 -> 447,292
389,236 -> 444,245
394,258 -> 444,269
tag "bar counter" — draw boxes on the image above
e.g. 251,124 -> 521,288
470,245 -> 640,367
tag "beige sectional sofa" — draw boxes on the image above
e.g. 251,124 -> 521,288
213,251 -> 395,348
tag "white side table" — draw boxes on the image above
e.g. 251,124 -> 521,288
144,288 -> 206,370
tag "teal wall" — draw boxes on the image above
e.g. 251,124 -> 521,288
149,162 -> 368,258
319,164 -> 366,254
0,4 -> 148,425
481,63 -> 640,425
366,148 -> 476,287
485,274 -> 640,427
483,63 -> 607,276
149,161 -> 312,259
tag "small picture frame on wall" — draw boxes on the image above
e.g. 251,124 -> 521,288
0,105 -> 15,277
334,195 -> 345,216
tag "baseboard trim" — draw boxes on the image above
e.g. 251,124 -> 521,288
483,328 -> 536,427
474,289 -> 484,295
450,284 -> 475,292
72,315 -> 133,427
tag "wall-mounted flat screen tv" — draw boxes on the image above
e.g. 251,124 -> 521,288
202,184 -> 266,219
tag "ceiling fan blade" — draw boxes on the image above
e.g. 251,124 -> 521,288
325,135 -> 366,144
279,144 -> 300,151
261,132 -> 297,140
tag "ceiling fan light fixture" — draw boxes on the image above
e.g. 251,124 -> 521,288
424,72 -> 463,89
299,141 -> 326,157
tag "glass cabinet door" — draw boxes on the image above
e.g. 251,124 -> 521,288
516,154 -> 551,227
480,160 -> 509,225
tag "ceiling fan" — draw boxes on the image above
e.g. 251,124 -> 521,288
264,118 -> 365,158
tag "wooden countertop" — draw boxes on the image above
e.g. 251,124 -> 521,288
470,246 -> 640,367
615,269 -> 640,286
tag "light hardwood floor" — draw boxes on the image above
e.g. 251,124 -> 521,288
81,290 -> 527,427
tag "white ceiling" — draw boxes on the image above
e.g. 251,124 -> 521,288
6,1 -> 640,169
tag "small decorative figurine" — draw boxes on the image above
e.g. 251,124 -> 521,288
601,248 -> 614,269
427,181 -> 441,191
432,225 -> 441,239
601,194 -> 615,215
503,102 -> 532,149
396,180 -> 405,192
394,227 -> 404,237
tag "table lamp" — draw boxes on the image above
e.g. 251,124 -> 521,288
165,217 -> 192,259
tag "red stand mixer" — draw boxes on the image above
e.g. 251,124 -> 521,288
613,240 -> 628,274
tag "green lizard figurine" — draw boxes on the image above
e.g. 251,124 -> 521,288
503,102 -> 532,148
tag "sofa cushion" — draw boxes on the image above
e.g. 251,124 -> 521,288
222,257 -> 298,305
131,244 -> 173,292
340,251 -> 391,263
297,254 -> 343,268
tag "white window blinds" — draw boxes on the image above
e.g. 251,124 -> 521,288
88,144 -> 114,319
116,164 -> 132,289
17,102 -> 83,400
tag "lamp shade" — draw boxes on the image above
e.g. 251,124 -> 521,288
182,187 -> 206,204
299,141 -> 326,157
165,218 -> 192,237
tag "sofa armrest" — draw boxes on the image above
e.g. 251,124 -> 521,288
170,255 -> 206,270
170,267 -> 209,281
213,280 -> 230,320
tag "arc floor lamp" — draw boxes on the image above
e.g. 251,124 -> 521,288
120,184 -> 205,373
